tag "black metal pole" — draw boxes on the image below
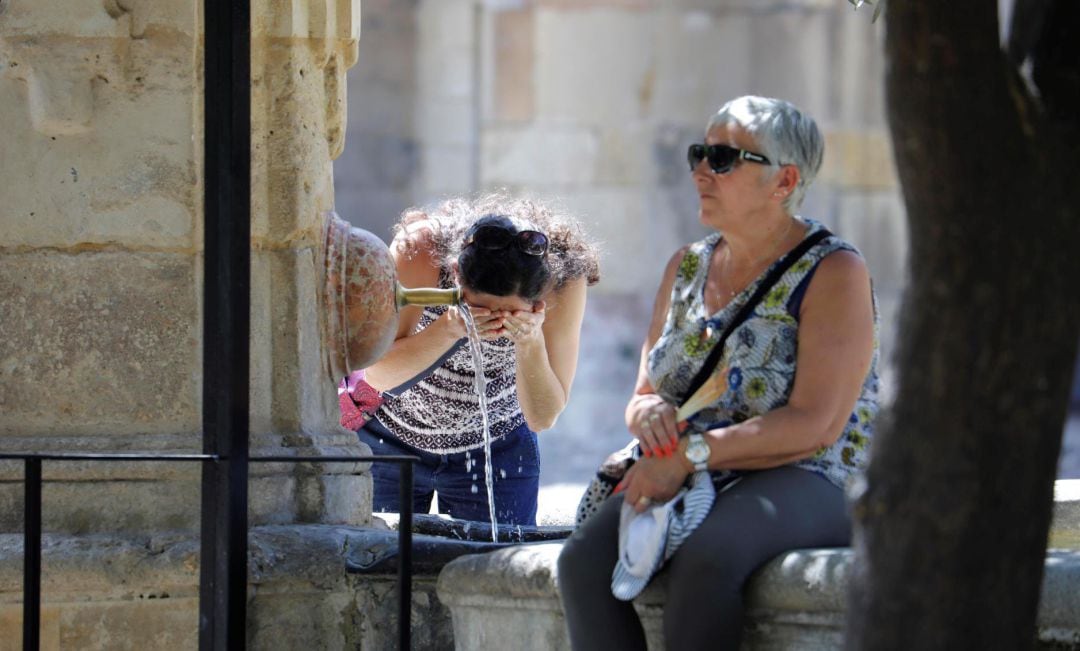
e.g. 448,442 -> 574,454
23,458 -> 41,651
199,0 -> 251,649
398,462 -> 413,651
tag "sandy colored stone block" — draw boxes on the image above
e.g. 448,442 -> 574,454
0,0 -> 195,40
0,476 -> 199,534
833,8 -> 888,128
0,252 -> 199,438
743,10 -> 832,124
252,41 -> 341,245
257,0 -> 361,40
416,44 -> 474,103
481,125 -> 599,187
416,98 -> 473,148
594,124 -> 652,186
828,189 -> 907,296
534,9 -> 652,123
418,146 -> 475,196
649,10 -> 754,125
0,605 -> 60,651
58,598 -> 198,650
249,591 -> 355,650
493,8 -> 536,123
417,0 -> 475,52
819,130 -> 898,191
0,35 -> 197,248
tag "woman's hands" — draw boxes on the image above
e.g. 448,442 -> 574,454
617,453 -> 690,513
435,301 -> 548,344
627,394 -> 680,458
433,304 -> 543,342
503,300 -> 546,345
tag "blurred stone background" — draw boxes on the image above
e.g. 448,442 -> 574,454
331,1 -> 1080,518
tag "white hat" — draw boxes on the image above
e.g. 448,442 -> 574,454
611,470 -> 716,601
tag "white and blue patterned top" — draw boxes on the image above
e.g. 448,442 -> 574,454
646,219 -> 880,490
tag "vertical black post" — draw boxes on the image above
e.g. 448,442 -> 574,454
398,462 -> 413,651
199,1 -> 251,649
23,458 -> 41,651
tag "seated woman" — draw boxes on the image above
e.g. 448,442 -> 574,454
558,96 -> 879,649
357,193 -> 600,526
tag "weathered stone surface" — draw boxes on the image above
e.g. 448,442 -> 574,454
649,10 -> 755,126
438,544 -> 570,651
482,125 -> 600,187
819,130 -> 899,191
418,145 -> 475,196
534,9 -> 652,124
0,525 -> 452,651
1,18 -> 197,248
492,8 -> 536,123
437,537 -> 1080,650
0,252 -> 199,438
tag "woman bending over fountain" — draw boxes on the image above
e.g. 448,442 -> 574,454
355,192 -> 600,526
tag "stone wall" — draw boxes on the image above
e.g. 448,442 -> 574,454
0,0 -> 379,645
0,0 -> 370,534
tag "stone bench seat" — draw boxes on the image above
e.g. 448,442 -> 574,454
437,544 -> 1080,650
436,480 -> 1080,650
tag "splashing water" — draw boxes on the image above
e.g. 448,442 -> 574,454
460,304 -> 499,542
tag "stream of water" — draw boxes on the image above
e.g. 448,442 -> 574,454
459,305 -> 499,542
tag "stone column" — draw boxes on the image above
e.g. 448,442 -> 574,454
0,0 -> 369,533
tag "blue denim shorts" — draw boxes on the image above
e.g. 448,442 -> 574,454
357,417 -> 540,526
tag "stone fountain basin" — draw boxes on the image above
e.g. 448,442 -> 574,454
348,513 -> 572,575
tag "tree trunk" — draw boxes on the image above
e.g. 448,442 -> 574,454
846,1 -> 1080,649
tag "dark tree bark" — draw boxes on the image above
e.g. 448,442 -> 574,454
846,1 -> 1080,649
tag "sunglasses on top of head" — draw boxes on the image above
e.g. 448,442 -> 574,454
462,224 -> 550,257
687,143 -> 772,175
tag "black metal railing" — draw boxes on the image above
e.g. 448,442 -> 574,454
0,452 -> 418,651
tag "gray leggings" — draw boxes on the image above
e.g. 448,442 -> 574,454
557,466 -> 851,650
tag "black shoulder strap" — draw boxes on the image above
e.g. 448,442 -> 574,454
678,228 -> 832,407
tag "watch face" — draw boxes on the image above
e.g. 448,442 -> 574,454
686,435 -> 709,464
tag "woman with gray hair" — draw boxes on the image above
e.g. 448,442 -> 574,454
558,96 -> 879,648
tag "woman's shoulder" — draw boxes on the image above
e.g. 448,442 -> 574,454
390,217 -> 445,285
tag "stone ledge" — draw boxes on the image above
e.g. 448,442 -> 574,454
0,525 -> 456,650
437,544 -> 1080,650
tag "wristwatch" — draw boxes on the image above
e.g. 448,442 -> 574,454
684,433 -> 710,472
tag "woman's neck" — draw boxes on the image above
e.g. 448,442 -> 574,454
722,212 -> 801,266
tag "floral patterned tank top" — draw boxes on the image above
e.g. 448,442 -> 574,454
646,219 -> 880,489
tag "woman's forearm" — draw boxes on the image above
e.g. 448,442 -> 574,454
695,406 -> 836,470
514,334 -> 568,432
362,319 -> 460,391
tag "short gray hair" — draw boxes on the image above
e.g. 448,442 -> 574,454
706,96 -> 823,213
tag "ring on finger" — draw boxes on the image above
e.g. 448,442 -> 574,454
648,414 -> 660,423
637,496 -> 652,508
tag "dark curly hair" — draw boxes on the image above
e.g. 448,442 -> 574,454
392,191 -> 601,301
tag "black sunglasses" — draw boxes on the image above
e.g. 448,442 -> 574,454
462,224 -> 550,257
687,143 -> 772,174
